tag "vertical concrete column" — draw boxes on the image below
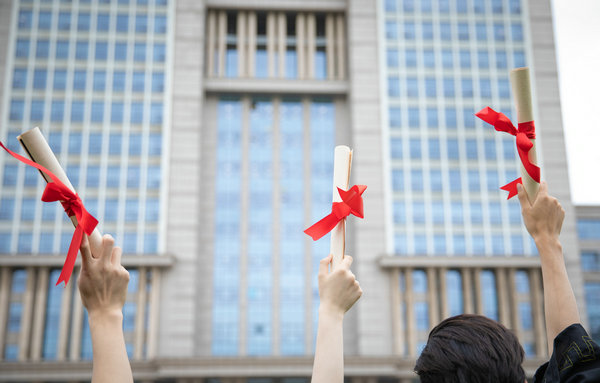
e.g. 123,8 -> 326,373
507,268 -> 520,333
30,267 -> 49,361
462,267 -> 473,314
217,11 -> 227,77
247,12 -> 256,78
427,267 -> 440,326
296,13 -> 305,79
405,268 -> 416,357
335,14 -> 346,79
437,267 -> 448,320
277,13 -> 286,79
0,268 -> 11,359
325,14 -> 335,80
134,267 -> 147,360
147,268 -> 161,359
496,268 -> 511,328
69,269 -> 84,361
206,11 -> 216,77
306,13 -> 316,79
236,12 -> 246,77
18,267 -> 36,361
390,269 -> 403,356
57,278 -> 74,360
267,12 -> 276,77
473,268 -> 483,314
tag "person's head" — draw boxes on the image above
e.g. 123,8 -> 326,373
414,314 -> 526,383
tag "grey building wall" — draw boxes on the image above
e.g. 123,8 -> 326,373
160,0 -> 206,357
0,0 -> 14,127
527,0 -> 586,322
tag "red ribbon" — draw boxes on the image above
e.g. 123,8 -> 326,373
304,185 -> 367,241
0,142 -> 98,286
475,107 -> 540,199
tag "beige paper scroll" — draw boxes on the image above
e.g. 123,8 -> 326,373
18,127 -> 103,257
330,145 -> 352,270
510,67 -> 539,202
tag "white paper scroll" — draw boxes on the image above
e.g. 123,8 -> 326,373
330,145 -> 353,270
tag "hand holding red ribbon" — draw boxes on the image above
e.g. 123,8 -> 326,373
475,107 -> 540,199
304,185 -> 367,241
0,142 -> 98,286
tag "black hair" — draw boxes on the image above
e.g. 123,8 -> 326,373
414,314 -> 526,383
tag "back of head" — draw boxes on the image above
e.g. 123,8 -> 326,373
414,314 -> 526,383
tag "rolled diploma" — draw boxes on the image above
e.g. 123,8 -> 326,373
330,145 -> 352,270
18,127 -> 103,258
510,67 -> 539,202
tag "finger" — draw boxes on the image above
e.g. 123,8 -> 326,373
111,246 -> 123,267
101,234 -> 115,267
79,234 -> 93,270
340,255 -> 353,270
516,183 -> 530,209
318,254 -> 332,276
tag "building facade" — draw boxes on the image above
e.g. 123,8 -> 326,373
0,0 -> 594,382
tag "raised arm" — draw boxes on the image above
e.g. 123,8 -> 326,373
517,182 -> 580,354
78,234 -> 133,383
311,255 -> 362,383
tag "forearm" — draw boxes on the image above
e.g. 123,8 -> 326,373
89,311 -> 133,383
311,307 -> 344,383
535,236 -> 580,354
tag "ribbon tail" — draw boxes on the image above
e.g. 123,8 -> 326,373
304,213 -> 342,241
500,178 -> 523,200
55,225 -> 84,286
517,150 -> 541,183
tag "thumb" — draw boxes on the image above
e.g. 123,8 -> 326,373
340,255 -> 353,270
516,183 -> 530,209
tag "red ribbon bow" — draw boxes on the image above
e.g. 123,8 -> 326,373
0,142 -> 98,286
304,185 -> 367,241
475,107 -> 540,199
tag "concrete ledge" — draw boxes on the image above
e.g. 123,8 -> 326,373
204,78 -> 349,95
0,255 -> 176,267
378,255 -> 542,269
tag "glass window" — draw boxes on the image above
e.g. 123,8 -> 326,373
409,138 -> 421,159
423,49 -> 435,68
51,100 -> 66,123
478,50 -> 489,68
56,40 -> 69,59
36,40 -> 50,58
390,138 -> 402,159
489,202 -> 502,224
466,139 -> 477,159
453,234 -> 465,254
427,108 -> 438,128
132,71 -> 145,92
443,78 -> 455,97
16,39 -> 30,58
578,220 -> 600,239
407,77 -> 418,98
127,166 -> 140,188
514,51 -> 526,67
389,107 -> 401,127
498,78 -> 510,98
13,68 -> 27,89
95,42 -> 108,60
463,109 -> 475,128
457,23 -> 469,41
10,100 -> 25,121
408,107 -> 419,128
511,235 -> 524,254
71,101 -> 84,122
135,14 -> 148,33
388,77 -> 400,97
447,139 -> 459,160
480,77 -> 492,98
461,78 -> 473,98
445,107 -> 457,128
393,201 -> 405,224
106,165 -> 120,187
18,10 -> 33,29
129,133 -> 142,154
147,166 -> 161,189
404,22 -> 415,39
91,101 -> 104,122
86,166 -> 100,187
405,49 -> 416,67
155,14 -> 167,33
473,234 -> 485,254
31,99 -> 44,121
152,72 -> 164,92
113,71 -> 126,91
468,170 -> 479,192
512,23 -> 523,41
476,23 -> 487,41
97,13 -> 110,31
510,0 -> 521,14
425,77 -> 436,98
109,133 -> 122,155
125,199 -> 138,222
146,198 -> 160,221
58,12 -> 71,30
581,252 -> 600,271
0,197 -> 15,219
154,43 -> 166,62
440,22 -> 451,40
496,50 -> 508,68
38,11 -> 52,30
442,49 -> 453,68
131,102 -> 143,123
503,138 -> 515,159
451,201 -> 463,223
387,48 -> 399,68
134,43 -> 146,62
403,0 -> 415,12
33,69 -> 47,89
456,0 -> 467,12
392,169 -> 404,191
78,12 -> 90,31
413,201 -> 425,223
114,42 -> 127,61
116,14 -> 129,32
430,169 -> 442,190
93,70 -> 106,91
385,21 -> 398,40
494,23 -> 505,41
434,233 -> 445,253
459,50 -> 471,68
385,0 -> 397,12
422,22 -> 433,40
486,170 -> 499,191
411,170 -> 423,191
150,103 -> 163,124
73,70 -> 86,90
75,41 -> 89,60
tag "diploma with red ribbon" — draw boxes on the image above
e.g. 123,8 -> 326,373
475,107 -> 539,199
0,128 -> 101,286
476,67 -> 540,200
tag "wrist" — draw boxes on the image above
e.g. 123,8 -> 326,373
88,308 -> 124,326
319,303 -> 345,322
533,234 -> 562,251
